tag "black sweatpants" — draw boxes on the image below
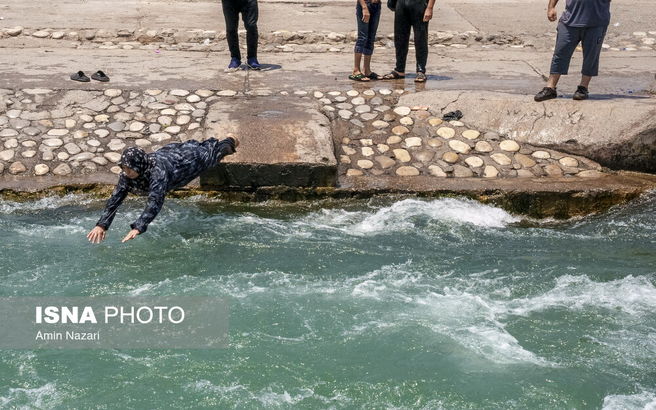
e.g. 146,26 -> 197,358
394,0 -> 429,74
222,0 -> 259,60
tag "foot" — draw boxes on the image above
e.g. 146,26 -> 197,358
227,58 -> 242,71
227,133 -> 240,148
415,72 -> 427,83
247,58 -> 261,70
349,72 -> 371,82
382,70 -> 405,80
573,85 -> 589,100
534,87 -> 557,102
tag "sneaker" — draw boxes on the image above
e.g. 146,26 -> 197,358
573,85 -> 589,100
534,87 -> 557,102
227,58 -> 241,71
246,58 -> 261,70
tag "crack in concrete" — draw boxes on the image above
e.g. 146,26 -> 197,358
523,60 -> 548,82
440,91 -> 464,113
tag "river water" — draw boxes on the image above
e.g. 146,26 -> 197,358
0,194 -> 655,409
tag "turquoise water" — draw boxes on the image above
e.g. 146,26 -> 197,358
0,194 -> 655,409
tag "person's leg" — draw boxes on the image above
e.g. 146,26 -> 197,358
354,2 -> 367,76
393,1 -> 412,75
580,25 -> 607,86
411,2 -> 429,75
242,0 -> 259,61
548,23 -> 581,88
222,0 -> 242,61
536,23 -> 580,101
363,3 -> 381,76
202,137 -> 238,168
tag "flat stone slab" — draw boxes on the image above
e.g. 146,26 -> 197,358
200,96 -> 336,188
399,90 -> 656,173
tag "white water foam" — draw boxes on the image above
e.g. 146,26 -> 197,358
500,274 -> 656,317
0,383 -> 63,409
0,194 -> 95,214
603,391 -> 656,410
231,198 -> 519,240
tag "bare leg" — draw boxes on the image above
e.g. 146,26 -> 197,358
547,74 -> 561,89
354,53 -> 363,75
580,75 -> 592,88
363,55 -> 372,76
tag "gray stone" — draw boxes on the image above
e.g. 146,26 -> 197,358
396,166 -> 420,176
108,121 -> 126,132
21,150 -> 36,158
34,164 -> 49,176
4,138 -> 18,149
94,129 -> 110,138
448,140 -> 471,154
70,152 -> 95,162
53,163 -> 72,176
428,165 -> 447,177
108,139 -> 126,151
491,153 -> 512,166
0,149 -> 15,161
413,150 -> 435,163
453,164 -> 474,177
392,148 -> 411,163
9,161 -> 27,174
0,129 -> 19,138
104,152 -> 121,163
150,132 -> 172,142
42,138 -> 63,148
375,156 -> 396,169
64,143 -> 81,155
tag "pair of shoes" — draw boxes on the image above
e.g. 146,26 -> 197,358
226,58 -> 262,71
534,86 -> 589,101
71,70 -> 109,82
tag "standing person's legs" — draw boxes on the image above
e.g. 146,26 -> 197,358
410,2 -> 429,77
363,2 -> 381,77
222,0 -> 242,61
242,0 -> 259,60
393,2 -> 412,75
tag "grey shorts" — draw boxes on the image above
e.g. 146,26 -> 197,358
550,22 -> 608,77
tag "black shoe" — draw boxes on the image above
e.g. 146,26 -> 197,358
534,87 -> 557,102
573,85 -> 589,100
91,70 -> 110,82
70,71 -> 90,82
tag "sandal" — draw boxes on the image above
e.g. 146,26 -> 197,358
91,70 -> 110,82
367,72 -> 381,80
382,70 -> 405,80
349,73 -> 371,82
415,72 -> 427,83
70,71 -> 90,82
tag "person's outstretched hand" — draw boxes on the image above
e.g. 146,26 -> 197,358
122,229 -> 140,243
87,226 -> 106,244
547,7 -> 557,21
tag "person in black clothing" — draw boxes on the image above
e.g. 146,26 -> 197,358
222,0 -> 261,71
383,0 -> 436,83
86,136 -> 239,244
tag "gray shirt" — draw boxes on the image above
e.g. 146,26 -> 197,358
560,0 -> 611,27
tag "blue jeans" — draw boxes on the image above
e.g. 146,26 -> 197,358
355,1 -> 381,56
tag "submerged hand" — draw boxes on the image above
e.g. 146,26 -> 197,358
423,8 -> 433,22
87,226 -> 106,244
121,229 -> 140,243
547,7 -> 557,21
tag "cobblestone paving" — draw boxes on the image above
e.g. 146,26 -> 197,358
0,86 -> 605,181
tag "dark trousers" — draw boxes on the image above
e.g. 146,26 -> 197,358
550,22 -> 608,77
394,0 -> 429,73
355,1 -> 382,56
222,0 -> 259,60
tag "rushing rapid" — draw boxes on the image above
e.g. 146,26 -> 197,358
1,194 -> 655,409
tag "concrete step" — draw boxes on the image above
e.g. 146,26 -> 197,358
200,96 -> 337,188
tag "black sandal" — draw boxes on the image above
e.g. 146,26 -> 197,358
91,70 -> 110,82
349,73 -> 371,82
367,72 -> 381,80
382,70 -> 405,80
70,71 -> 90,82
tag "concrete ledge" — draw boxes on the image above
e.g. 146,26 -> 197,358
399,90 -> 656,173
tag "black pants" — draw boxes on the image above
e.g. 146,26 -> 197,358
222,0 -> 259,60
394,0 -> 429,73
